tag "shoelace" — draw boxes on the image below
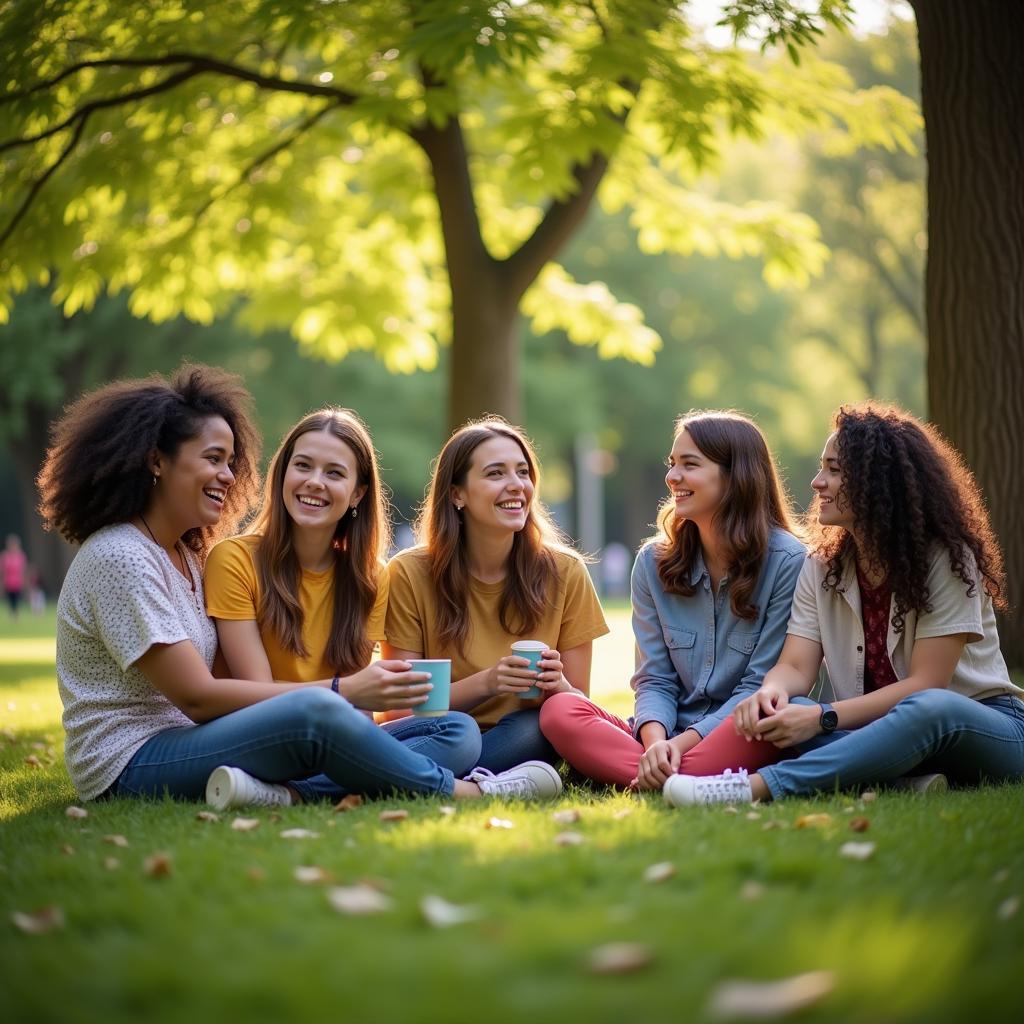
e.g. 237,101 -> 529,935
695,768 -> 749,804
465,768 -> 536,798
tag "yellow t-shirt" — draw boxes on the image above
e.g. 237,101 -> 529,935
204,534 -> 388,683
385,546 -> 609,730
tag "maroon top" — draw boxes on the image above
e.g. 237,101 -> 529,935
856,565 -> 898,692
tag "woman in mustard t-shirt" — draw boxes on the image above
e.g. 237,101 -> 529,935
384,418 -> 609,774
205,409 -> 489,804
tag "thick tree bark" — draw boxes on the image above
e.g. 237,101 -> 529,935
911,0 -> 1024,667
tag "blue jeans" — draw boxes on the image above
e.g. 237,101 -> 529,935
759,691 -> 1024,799
477,708 -> 557,773
112,689 -> 481,802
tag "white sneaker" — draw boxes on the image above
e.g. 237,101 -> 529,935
206,765 -> 292,811
888,772 -> 948,795
663,768 -> 753,807
465,761 -> 563,800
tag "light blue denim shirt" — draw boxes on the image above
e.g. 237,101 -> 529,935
630,527 -> 805,740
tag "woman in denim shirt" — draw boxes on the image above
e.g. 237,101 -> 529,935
541,410 -> 805,789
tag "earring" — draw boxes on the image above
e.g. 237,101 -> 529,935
152,474 -> 158,487
350,506 -> 358,519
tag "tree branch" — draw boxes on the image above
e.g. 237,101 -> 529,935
0,116 -> 88,249
864,243 -> 925,334
1,53 -> 361,106
0,64 -> 202,154
191,100 -> 339,225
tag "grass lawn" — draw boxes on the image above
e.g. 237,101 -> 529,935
1,608 -> 1022,1024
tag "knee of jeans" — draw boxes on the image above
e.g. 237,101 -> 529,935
444,711 -> 482,764
277,687 -> 364,738
893,687 -> 964,723
539,692 -> 584,738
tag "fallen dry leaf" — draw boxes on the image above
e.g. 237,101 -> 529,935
849,817 -> 870,833
554,831 -> 586,846
552,808 -> 581,825
707,970 -> 836,1019
195,811 -> 219,823
860,790 -> 878,803
60,844 -> 75,856
745,811 -> 761,821
762,820 -> 783,831
997,896 -> 1019,921
420,894 -> 482,928
103,857 -> 120,871
722,805 -> 739,815
144,852 -> 172,878
231,817 -> 261,832
294,865 -> 332,885
378,809 -> 409,823
327,884 -> 393,915
643,862 -> 676,884
611,807 -> 633,820
11,906 -> 65,936
740,880 -> 766,902
485,816 -> 514,830
839,841 -> 876,861
794,814 -> 832,830
438,805 -> 456,816
102,834 -> 129,847
247,866 -> 266,882
1,727 -> 15,742
280,828 -> 321,840
23,755 -> 41,768
65,806 -> 88,820
586,942 -> 654,975
334,794 -> 363,813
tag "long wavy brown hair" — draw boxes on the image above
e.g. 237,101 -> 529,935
417,418 -> 570,654
808,402 -> 1006,633
654,410 -> 800,619
248,409 -> 390,675
37,364 -> 261,558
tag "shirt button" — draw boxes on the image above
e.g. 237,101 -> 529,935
857,645 -> 863,653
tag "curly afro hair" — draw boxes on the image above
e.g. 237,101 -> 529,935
37,363 -> 261,558
807,402 -> 1006,633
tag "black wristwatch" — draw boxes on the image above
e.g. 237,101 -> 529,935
819,702 -> 839,733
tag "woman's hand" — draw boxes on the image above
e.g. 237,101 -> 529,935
490,654 -> 544,696
733,682 -> 790,739
337,661 -> 433,711
535,649 -> 574,694
752,702 -> 822,748
634,738 -> 681,790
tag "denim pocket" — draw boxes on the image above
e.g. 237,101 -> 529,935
720,629 -> 762,685
664,626 -> 697,685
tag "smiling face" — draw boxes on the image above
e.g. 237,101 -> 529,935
451,435 -> 535,536
664,428 -> 726,530
152,415 -> 235,534
811,432 -> 855,531
282,428 -> 366,536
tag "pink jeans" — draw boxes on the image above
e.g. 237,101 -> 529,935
539,692 -> 790,788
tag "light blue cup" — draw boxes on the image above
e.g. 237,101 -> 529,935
511,640 -> 548,699
409,660 -> 451,717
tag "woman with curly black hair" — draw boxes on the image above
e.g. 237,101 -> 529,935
43,366 -> 542,807
663,402 -> 1024,806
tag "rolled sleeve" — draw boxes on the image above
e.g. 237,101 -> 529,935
785,556 -> 822,644
629,549 -> 680,739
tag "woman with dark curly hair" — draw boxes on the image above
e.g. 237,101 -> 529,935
541,410 -> 806,789
663,402 -> 1024,806
43,367 -> 540,807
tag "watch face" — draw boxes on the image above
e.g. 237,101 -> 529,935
820,708 -> 839,732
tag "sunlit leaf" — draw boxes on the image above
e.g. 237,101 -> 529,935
707,971 -> 836,1019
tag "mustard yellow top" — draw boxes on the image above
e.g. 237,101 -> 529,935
204,533 -> 388,683
385,546 -> 609,730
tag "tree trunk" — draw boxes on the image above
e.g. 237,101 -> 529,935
448,275 -> 521,428
911,0 -> 1024,667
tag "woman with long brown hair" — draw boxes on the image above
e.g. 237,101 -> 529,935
541,410 -> 805,788
666,403 -> 1024,806
384,418 -> 609,778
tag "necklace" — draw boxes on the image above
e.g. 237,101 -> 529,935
139,513 -> 197,596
